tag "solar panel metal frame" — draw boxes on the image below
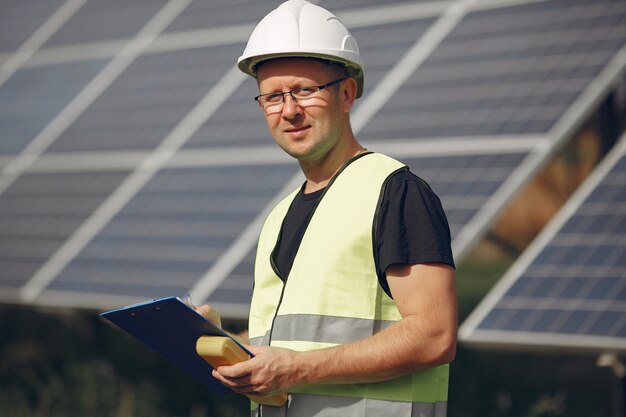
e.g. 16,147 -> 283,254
459,134 -> 626,354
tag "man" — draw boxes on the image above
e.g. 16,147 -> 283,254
197,1 -> 457,416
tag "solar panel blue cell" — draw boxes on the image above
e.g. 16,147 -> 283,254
611,316 -> 626,338
478,307 -> 507,330
506,276 -> 537,297
0,59 -> 108,154
0,171 -> 129,289
208,246 -> 255,309
183,77 -> 269,149
48,164 -> 297,299
350,19 -> 435,89
164,0 -> 273,33
43,0 -> 169,47
76,256 -> 212,274
529,245 -> 561,265
528,309 -> 561,333
0,0 -> 66,51
359,0 -> 626,139
555,245 -> 587,267
557,277 -> 591,299
0,259 -> 48,289
588,276 -> 622,299
45,44 -> 242,152
560,310 -> 592,334
559,214 -> 594,234
615,158 -> 626,172
48,269 -> 193,298
616,248 -> 626,267
596,245 -> 624,266
588,183 -> 626,203
319,0 -> 420,10
589,311 -> 624,337
503,308 -> 534,331
530,277 -> 561,298
207,288 -> 251,306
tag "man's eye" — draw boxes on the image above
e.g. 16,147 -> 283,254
264,93 -> 283,103
293,87 -> 317,97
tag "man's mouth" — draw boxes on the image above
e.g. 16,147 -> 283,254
284,125 -> 310,134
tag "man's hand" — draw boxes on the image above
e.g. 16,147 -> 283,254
195,304 -> 222,328
211,345 -> 302,395
208,262 -> 456,393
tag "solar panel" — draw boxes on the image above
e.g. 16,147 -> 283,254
0,59 -> 108,155
164,0 -> 273,33
358,0 -> 626,141
45,44 -> 241,152
0,171 -> 129,293
459,136 -> 626,352
321,0 -> 429,11
182,74 -> 268,149
43,0 -> 169,48
0,0 -> 624,320
44,164 -> 297,306
350,18 -> 436,92
206,247 -> 256,318
392,153 -> 529,238
0,0 -> 66,52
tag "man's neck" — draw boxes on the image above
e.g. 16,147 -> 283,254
300,140 -> 367,194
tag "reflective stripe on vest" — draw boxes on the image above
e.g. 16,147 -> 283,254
250,153 -> 449,416
253,395 -> 447,417
250,314 -> 396,345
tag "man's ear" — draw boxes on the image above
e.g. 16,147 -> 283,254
339,77 -> 358,112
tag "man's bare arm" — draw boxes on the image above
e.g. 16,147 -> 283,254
211,263 -> 457,395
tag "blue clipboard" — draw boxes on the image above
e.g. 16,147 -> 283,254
100,296 -> 251,395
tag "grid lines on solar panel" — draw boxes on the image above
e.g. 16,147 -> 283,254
46,164 -> 297,299
42,0 -> 169,48
476,152 -> 626,339
0,0 -> 66,52
0,59 -> 109,155
43,44 -> 241,153
357,0 -> 626,141
163,0 -> 273,33
401,152 -> 528,239
0,171 -> 130,290
319,0 -> 430,11
350,18 -> 436,94
208,247 -> 256,309
182,76 -> 267,149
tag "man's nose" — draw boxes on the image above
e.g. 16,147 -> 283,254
281,93 -> 302,118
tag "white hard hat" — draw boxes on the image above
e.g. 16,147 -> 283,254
238,0 -> 364,98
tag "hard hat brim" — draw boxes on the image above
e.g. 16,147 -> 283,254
238,51 -> 364,99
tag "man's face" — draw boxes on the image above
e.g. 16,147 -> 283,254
256,58 -> 350,164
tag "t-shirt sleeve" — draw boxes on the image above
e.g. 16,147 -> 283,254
375,169 -> 455,295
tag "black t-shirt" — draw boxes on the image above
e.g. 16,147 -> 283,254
272,168 -> 455,298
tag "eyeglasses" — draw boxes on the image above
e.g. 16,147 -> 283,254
254,77 -> 346,114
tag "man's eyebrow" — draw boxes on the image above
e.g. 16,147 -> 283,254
260,80 -> 312,93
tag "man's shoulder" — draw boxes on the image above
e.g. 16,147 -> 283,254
385,166 -> 433,191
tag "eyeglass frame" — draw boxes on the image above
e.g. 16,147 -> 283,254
254,77 -> 347,111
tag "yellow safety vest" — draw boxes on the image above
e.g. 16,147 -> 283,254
250,153 -> 449,417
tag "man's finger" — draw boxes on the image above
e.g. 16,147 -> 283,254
194,305 -> 222,328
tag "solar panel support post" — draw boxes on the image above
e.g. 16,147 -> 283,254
597,353 -> 626,417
